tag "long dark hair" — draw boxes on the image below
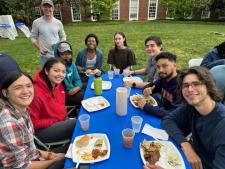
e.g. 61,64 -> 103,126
0,71 -> 33,99
215,41 -> 225,58
39,58 -> 66,95
114,32 -> 128,49
177,66 -> 222,102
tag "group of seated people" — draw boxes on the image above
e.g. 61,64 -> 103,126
0,32 -> 225,169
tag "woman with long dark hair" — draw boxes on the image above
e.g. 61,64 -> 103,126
29,58 -> 75,143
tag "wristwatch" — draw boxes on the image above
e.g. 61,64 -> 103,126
132,82 -> 136,87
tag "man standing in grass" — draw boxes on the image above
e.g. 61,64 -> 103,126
31,0 -> 66,65
162,66 -> 225,169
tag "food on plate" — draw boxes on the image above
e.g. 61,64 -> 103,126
94,139 -> 103,147
91,149 -> 108,159
141,139 -> 161,165
76,135 -> 90,148
98,101 -> 107,107
86,69 -> 101,76
81,152 -> 93,161
132,95 -> 156,107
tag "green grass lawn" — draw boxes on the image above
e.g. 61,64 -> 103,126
0,20 -> 225,75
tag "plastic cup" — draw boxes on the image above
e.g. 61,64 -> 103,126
78,114 -> 90,131
123,69 -> 129,77
114,68 -> 120,75
108,70 -> 114,80
122,128 -> 135,148
131,116 -> 143,133
125,86 -> 131,98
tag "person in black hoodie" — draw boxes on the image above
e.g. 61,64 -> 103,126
137,52 -> 182,118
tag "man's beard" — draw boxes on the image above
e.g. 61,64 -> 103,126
159,71 -> 174,80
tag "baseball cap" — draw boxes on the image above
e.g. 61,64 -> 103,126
41,0 -> 54,6
58,43 -> 72,53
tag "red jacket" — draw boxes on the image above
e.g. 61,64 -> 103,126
29,70 -> 67,130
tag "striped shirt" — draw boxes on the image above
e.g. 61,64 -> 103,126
0,101 -> 40,169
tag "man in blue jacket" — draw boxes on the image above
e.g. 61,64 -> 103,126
162,66 -> 225,169
137,52 -> 182,118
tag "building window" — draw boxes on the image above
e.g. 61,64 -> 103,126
54,4 -> 62,21
129,0 -> 139,20
201,10 -> 210,19
148,0 -> 158,20
71,3 -> 81,21
111,1 -> 120,20
34,7 -> 41,19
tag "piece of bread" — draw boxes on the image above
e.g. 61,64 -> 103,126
94,139 -> 103,147
76,135 -> 90,148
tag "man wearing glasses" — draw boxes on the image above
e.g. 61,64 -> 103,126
162,66 -> 225,169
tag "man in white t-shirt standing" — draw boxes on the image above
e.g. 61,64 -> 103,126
31,0 -> 66,65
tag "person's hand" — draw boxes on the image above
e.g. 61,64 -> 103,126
137,97 -> 146,109
181,142 -> 203,169
143,85 -> 155,96
68,87 -> 80,95
51,153 -> 65,162
128,70 -> 135,76
143,162 -> 164,169
124,81 -> 133,87
39,47 -> 48,55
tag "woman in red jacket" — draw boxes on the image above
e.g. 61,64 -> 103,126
29,58 -> 75,143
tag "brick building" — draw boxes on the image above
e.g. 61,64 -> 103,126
36,0 -> 166,22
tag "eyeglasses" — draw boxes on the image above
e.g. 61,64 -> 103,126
181,81 -> 203,90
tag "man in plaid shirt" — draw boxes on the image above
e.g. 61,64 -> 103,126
0,71 -> 65,169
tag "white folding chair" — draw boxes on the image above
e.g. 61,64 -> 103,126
188,58 -> 203,68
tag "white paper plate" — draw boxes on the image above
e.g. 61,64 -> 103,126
91,81 -> 112,90
81,96 -> 110,112
72,133 -> 110,164
123,76 -> 143,83
140,140 -> 185,169
130,94 -> 158,108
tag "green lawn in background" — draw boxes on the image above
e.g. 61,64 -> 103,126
0,20 -> 225,76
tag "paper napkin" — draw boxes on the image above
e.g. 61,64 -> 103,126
142,123 -> 169,140
65,144 -> 73,159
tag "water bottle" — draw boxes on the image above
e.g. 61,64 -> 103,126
94,73 -> 102,95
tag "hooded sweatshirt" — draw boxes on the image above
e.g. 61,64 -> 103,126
29,70 -> 67,130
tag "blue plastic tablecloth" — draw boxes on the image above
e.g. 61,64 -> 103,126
64,74 -> 191,169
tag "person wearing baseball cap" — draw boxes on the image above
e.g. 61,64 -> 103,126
54,42 -> 84,114
31,0 -> 66,65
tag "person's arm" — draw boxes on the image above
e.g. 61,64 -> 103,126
58,22 -> 66,41
95,49 -> 103,70
29,150 -> 65,169
30,20 -> 47,55
180,142 -> 203,169
205,59 -> 225,69
130,68 -> 147,76
76,51 -> 85,72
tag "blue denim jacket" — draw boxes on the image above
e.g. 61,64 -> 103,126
75,48 -> 103,71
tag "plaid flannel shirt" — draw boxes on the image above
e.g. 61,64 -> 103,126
0,101 -> 40,169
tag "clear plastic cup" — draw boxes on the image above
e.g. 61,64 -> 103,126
108,70 -> 114,80
122,128 -> 135,148
123,69 -> 129,77
114,68 -> 120,75
131,116 -> 143,133
78,114 -> 90,131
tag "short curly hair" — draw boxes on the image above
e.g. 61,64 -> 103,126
85,33 -> 99,46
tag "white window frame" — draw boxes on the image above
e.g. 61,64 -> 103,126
129,0 -> 139,21
148,0 -> 158,20
111,0 -> 120,20
71,5 -> 81,22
